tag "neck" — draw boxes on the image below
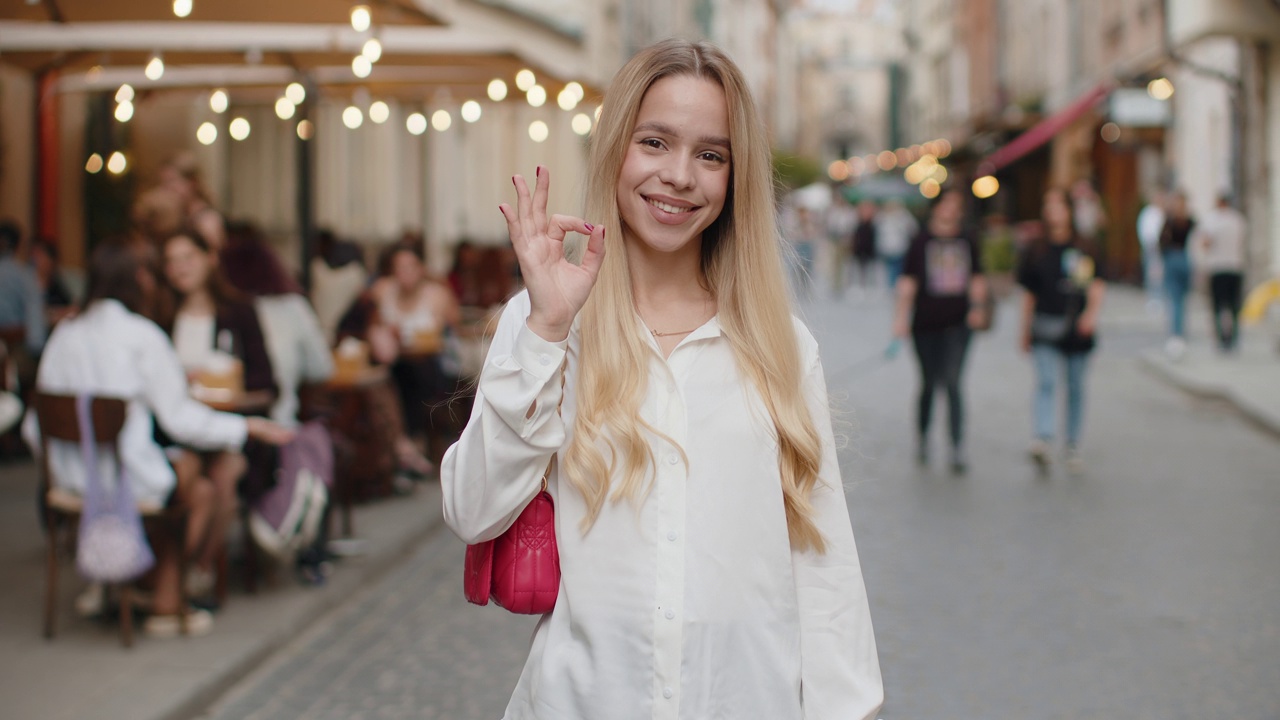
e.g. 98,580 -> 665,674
181,288 -> 215,314
625,233 -> 709,312
1048,225 -> 1073,244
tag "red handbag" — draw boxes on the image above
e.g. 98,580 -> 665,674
463,479 -> 560,614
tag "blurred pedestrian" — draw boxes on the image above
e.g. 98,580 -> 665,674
442,39 -> 882,719
893,189 -> 989,473
850,199 -> 879,292
789,205 -> 821,297
1136,189 -> 1166,314
826,188 -> 857,296
1018,188 -> 1106,475
1159,191 -> 1195,358
1070,179 -> 1106,243
1197,194 -> 1247,352
876,198 -> 918,293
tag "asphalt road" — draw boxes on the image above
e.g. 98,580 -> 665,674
201,287 -> 1280,720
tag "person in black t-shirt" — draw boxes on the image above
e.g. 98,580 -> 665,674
893,189 -> 989,473
1017,187 -> 1107,475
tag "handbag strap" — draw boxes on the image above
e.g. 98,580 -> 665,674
540,355 -> 568,493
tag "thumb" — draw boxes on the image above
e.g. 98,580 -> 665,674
580,225 -> 607,278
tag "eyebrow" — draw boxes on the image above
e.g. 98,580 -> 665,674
632,121 -> 731,151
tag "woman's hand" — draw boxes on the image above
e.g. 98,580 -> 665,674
499,166 -> 606,342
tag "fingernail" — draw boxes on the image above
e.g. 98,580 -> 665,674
536,166 -> 542,178
601,226 -> 606,238
584,222 -> 594,232
511,175 -> 517,186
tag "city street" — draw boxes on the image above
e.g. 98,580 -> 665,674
198,285 -> 1280,720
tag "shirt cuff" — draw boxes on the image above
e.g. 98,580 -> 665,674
509,320 -> 568,378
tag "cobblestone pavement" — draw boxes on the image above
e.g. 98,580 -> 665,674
200,288 -> 1280,720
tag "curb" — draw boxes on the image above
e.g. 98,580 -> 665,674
159,486 -> 448,720
1138,350 -> 1280,441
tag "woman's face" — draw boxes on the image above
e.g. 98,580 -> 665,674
616,74 -> 731,257
391,250 -> 425,290
163,234 -> 213,296
1042,190 -> 1072,230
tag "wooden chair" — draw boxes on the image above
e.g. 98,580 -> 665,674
34,392 -> 189,647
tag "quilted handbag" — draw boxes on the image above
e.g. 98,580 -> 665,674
463,478 -> 560,614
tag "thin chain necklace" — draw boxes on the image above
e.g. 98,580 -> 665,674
645,297 -> 714,338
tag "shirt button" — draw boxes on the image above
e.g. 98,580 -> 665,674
666,454 -> 678,465
537,353 -> 551,366
663,687 -> 674,699
667,530 -> 678,541
665,609 -> 675,620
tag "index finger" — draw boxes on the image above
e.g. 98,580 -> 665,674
532,165 -> 551,232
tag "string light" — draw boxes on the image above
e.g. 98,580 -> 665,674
285,82 -> 306,105
115,84 -> 134,103
229,117 -> 251,140
487,79 -> 508,102
106,151 -> 128,175
352,55 -> 372,78
210,89 -> 229,113
145,54 -> 165,81
114,101 -> 134,123
528,120 -> 548,143
526,85 -> 546,108
571,113 -> 592,136
274,97 -> 296,120
369,101 -> 390,124
173,0 -> 192,17
342,106 -> 364,129
406,112 -> 427,135
297,119 -> 314,140
461,100 -> 482,123
85,153 -> 104,173
515,69 -> 536,91
431,109 -> 451,132
350,5 -> 371,32
362,38 -> 383,63
196,122 -> 217,145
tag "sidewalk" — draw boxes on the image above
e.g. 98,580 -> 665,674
0,457 -> 447,720
1111,286 -> 1280,438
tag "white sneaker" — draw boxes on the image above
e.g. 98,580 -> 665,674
75,583 -> 104,618
1165,336 -> 1187,360
1065,448 -> 1085,476
144,608 -> 214,638
0,391 -> 21,434
185,567 -> 215,598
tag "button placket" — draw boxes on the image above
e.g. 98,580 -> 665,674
649,359 -> 687,720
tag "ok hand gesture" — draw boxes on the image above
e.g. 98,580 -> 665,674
499,166 -> 606,342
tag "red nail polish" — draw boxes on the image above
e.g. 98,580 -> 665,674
512,176 -> 517,185
536,166 -> 541,178
584,222 -> 594,232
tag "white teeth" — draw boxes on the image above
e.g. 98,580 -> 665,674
647,198 -> 692,214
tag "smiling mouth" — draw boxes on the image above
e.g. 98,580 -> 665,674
645,197 -> 697,214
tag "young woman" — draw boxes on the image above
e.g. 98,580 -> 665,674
23,239 -> 292,635
442,40 -> 882,719
892,189 -> 989,473
160,228 -> 277,591
368,241 -> 461,464
1018,188 -> 1106,474
1159,190 -> 1195,358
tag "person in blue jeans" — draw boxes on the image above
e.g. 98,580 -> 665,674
1158,191 -> 1195,358
1017,188 -> 1107,475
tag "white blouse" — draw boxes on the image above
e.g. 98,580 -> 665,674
441,291 -> 882,720
22,300 -> 247,505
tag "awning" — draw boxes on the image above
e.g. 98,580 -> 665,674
978,83 -> 1112,175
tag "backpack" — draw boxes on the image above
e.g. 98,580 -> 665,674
249,422 -> 333,560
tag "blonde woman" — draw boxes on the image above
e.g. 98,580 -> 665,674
442,39 -> 882,719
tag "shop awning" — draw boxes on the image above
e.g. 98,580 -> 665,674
978,83 -> 1112,175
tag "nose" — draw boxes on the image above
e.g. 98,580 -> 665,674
657,153 -> 695,190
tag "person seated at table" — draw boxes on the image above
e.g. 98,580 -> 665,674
29,238 -> 77,324
220,221 -> 333,427
159,227 -> 277,594
21,238 -> 293,636
368,241 -> 461,467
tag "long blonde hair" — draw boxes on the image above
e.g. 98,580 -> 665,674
564,39 -> 827,554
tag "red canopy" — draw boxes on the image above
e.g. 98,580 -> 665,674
979,83 -> 1113,174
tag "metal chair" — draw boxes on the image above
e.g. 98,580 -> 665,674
34,392 -> 189,647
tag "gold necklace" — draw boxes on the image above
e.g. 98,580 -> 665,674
649,326 -> 700,338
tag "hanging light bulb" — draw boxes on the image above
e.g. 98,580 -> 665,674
285,82 -> 306,105
564,81 -> 584,101
297,119 -> 314,140
114,101 -> 135,123
115,84 -> 134,103
275,97 -> 296,120
196,122 -> 218,145
210,89 -> 229,113
144,54 -> 165,81
406,112 -> 427,135
352,55 -> 372,79
343,106 -> 364,129
526,85 -> 546,108
106,151 -> 128,175
173,0 -> 192,17
487,79 -> 508,102
515,69 -> 536,91
528,120 -> 549,143
362,38 -> 382,63
557,88 -> 579,111
85,153 -> 104,174
369,101 -> 390,124
461,100 -> 482,123
229,117 -> 251,140
431,109 -> 451,132
571,113 -> 592,136
350,5 -> 371,32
